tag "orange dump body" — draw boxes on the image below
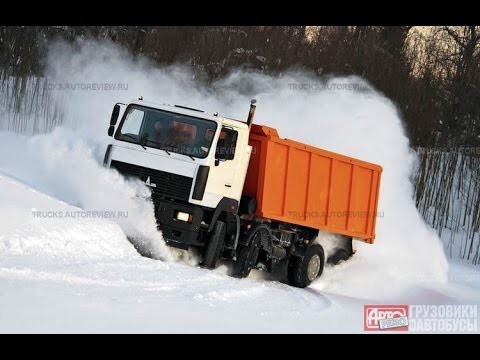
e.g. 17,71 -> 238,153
243,124 -> 382,243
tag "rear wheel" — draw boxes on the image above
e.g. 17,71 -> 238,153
328,248 -> 350,265
327,236 -> 353,265
288,244 -> 325,288
202,220 -> 226,269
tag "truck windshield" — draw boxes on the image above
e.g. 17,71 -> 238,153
115,105 -> 218,159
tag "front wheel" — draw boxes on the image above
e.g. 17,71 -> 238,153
288,244 -> 325,288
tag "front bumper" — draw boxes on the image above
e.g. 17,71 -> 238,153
155,200 -> 205,249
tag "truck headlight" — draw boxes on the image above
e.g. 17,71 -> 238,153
175,211 -> 193,223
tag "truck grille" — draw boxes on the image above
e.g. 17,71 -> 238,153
110,160 -> 193,202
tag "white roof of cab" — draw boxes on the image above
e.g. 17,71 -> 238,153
127,99 -> 218,121
127,99 -> 248,129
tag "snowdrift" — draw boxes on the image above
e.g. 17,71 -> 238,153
0,174 -> 137,259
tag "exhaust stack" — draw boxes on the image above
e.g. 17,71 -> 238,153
246,99 -> 257,129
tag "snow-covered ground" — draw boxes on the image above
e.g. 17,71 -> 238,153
0,174 -> 479,333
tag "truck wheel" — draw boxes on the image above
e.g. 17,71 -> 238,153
232,229 -> 262,278
202,220 -> 226,269
327,236 -> 353,265
288,244 -> 325,288
327,248 -> 350,265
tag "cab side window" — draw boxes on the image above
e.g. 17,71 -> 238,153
216,127 -> 238,161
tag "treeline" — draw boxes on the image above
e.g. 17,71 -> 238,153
2,26 -> 479,148
1,26 -> 479,261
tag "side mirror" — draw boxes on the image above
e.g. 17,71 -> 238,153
108,104 -> 121,137
110,104 -> 120,126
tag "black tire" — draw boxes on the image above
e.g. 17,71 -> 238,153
202,220 -> 226,269
288,244 -> 325,288
232,229 -> 263,278
327,248 -> 350,265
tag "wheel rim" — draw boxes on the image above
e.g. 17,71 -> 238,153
307,254 -> 321,281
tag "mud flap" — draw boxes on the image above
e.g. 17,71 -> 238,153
202,220 -> 226,269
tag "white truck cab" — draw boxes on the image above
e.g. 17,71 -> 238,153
104,99 -> 254,259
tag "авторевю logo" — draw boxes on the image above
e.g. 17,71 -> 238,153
364,305 -> 409,331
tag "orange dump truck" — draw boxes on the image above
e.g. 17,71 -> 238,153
244,124 -> 382,244
105,99 -> 382,287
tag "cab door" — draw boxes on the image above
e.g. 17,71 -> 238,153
201,125 -> 240,207
213,126 -> 238,196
